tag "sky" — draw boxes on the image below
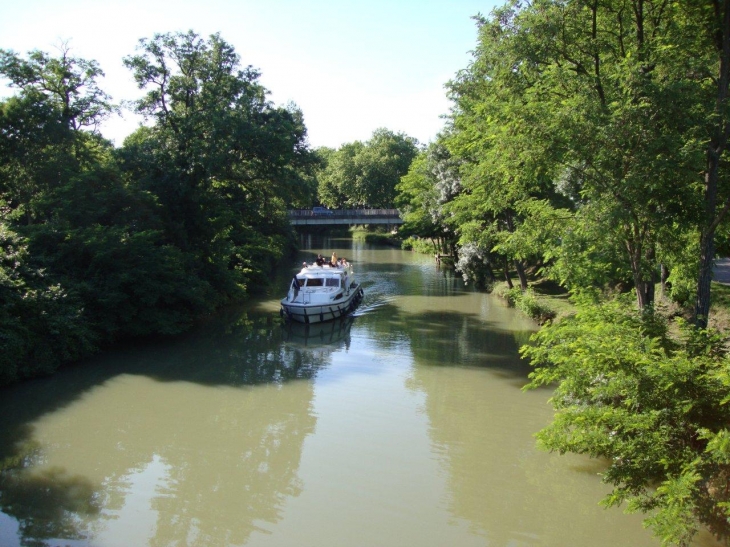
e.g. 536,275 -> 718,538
1,0 -> 500,149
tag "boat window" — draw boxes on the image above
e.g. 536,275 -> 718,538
305,278 -> 324,287
325,278 -> 340,287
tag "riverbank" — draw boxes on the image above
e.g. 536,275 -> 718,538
495,271 -> 730,332
350,226 -> 401,246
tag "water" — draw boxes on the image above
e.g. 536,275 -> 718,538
0,236 -> 721,547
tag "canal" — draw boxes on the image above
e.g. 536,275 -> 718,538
0,236 -> 721,546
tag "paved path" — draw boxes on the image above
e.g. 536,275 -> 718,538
715,258 -> 730,284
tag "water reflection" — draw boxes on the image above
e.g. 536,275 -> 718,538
0,312 -> 324,547
0,460 -> 99,547
408,360 -> 663,546
281,315 -> 354,350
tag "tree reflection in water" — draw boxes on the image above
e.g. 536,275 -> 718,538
0,310 -> 347,547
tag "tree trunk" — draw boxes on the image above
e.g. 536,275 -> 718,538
503,257 -> 513,289
660,264 -> 669,299
626,237 -> 654,310
486,263 -> 497,283
695,230 -> 715,328
514,260 -> 528,291
694,0 -> 730,328
635,278 -> 655,310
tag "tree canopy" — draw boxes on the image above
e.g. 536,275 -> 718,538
0,32 -> 313,384
317,128 -> 418,208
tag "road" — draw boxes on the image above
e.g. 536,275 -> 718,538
715,258 -> 730,285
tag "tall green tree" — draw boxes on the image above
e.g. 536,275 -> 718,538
317,142 -> 363,208
445,10 -> 573,291
0,46 -> 125,381
0,45 -> 115,225
396,141 -> 460,257
317,128 -> 418,208
0,44 -> 113,133
691,0 -> 730,327
446,1 -> 711,310
122,31 -> 313,295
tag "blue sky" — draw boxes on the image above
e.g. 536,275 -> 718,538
1,0 -> 499,148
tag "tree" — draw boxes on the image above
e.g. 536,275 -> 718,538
355,128 -> 419,208
396,141 -> 460,257
0,45 -> 115,225
691,0 -> 730,327
445,10 -> 574,291
317,128 -> 418,208
524,301 -> 730,546
445,1 -> 725,312
317,142 -> 363,208
122,31 -> 313,294
0,44 -> 114,133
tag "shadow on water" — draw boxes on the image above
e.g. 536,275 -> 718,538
0,303 -> 348,547
0,310 -> 325,445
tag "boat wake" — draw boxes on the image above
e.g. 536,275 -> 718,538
350,293 -> 395,316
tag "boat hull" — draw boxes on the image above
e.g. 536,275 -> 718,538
281,285 -> 364,324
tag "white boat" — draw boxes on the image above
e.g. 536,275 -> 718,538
280,262 -> 364,324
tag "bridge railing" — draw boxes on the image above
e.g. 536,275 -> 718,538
287,208 -> 401,218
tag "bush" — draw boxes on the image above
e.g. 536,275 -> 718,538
497,286 -> 556,324
401,236 -> 435,254
515,288 -> 556,323
364,233 -> 399,246
523,300 -> 730,546
0,224 -> 96,385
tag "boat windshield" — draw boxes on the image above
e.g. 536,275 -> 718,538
325,278 -> 340,287
305,278 -> 324,287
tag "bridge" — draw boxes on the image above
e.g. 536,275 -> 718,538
287,208 -> 403,226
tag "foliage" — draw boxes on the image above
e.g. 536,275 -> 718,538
524,300 -> 730,546
402,235 -> 442,256
0,219 -> 95,384
317,128 -> 418,208
122,31 -> 311,294
0,44 -> 114,133
443,0 -> 727,312
0,34 -> 312,384
395,141 -> 460,257
438,3 -> 730,542
499,286 -> 556,324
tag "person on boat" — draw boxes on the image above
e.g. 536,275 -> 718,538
331,252 -> 338,267
315,254 -> 325,266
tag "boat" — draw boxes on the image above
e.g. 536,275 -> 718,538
280,261 -> 364,324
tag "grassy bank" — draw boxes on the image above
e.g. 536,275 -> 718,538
493,274 -> 730,331
493,279 -> 573,325
350,226 -> 402,246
